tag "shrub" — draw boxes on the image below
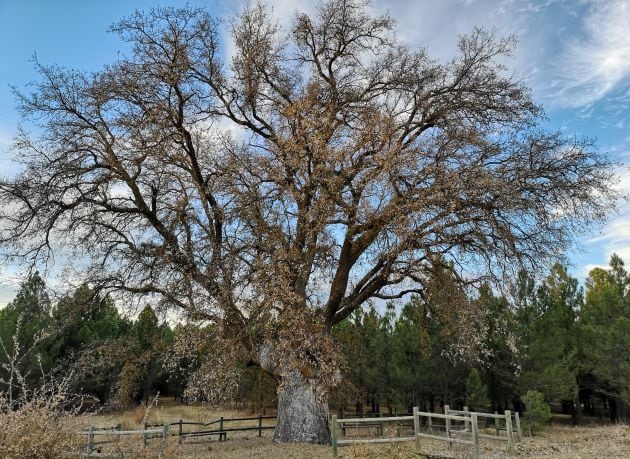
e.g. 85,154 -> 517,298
0,313 -> 90,457
0,398 -> 82,458
522,390 -> 551,436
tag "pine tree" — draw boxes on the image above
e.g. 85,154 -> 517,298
582,255 -> 630,422
466,368 -> 490,412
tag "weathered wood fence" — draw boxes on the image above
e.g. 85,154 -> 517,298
174,414 -> 276,443
78,414 -> 276,456
79,425 -> 168,458
331,406 -> 522,459
445,405 -> 523,443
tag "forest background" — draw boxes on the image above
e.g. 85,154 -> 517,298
2,254 -> 629,424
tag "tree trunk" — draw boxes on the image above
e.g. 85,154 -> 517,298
573,392 -> 582,426
273,371 -> 331,444
609,397 -> 618,423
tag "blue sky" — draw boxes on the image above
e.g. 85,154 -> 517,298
0,0 -> 629,304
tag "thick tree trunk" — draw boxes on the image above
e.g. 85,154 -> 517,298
273,371 -> 331,444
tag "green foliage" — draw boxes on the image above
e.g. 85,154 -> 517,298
332,306 -> 392,413
515,264 -> 581,403
465,368 -> 490,411
0,273 -> 53,401
581,254 -> 630,421
333,268 -> 474,415
110,306 -> 171,407
4,255 -> 630,424
522,390 -> 551,435
46,285 -> 133,403
476,284 -> 519,411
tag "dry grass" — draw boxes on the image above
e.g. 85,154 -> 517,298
0,402 -> 84,459
83,399 -> 264,430
512,424 -> 630,458
74,404 -> 630,459
331,424 -> 630,458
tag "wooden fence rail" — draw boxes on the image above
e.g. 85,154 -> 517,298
176,414 -> 277,443
79,414 -> 277,455
78,425 -> 168,458
331,406 -> 522,459
445,405 -> 522,444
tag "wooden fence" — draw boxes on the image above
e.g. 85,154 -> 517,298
78,414 -> 277,456
174,415 -> 276,443
331,406 -> 522,459
445,405 -> 522,443
78,425 -> 168,458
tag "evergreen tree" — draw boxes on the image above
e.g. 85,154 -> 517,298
476,284 -> 519,412
108,305 -> 171,407
0,273 -> 52,402
522,390 -> 551,435
582,255 -> 630,422
465,368 -> 490,412
516,264 -> 581,414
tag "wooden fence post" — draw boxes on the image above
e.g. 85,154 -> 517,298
471,413 -> 479,459
86,426 -> 94,458
258,414 -> 263,437
163,424 -> 169,445
178,419 -> 183,444
514,411 -> 522,442
444,405 -> 452,449
331,414 -> 338,459
413,407 -> 420,450
428,415 -> 433,435
505,410 -> 514,449
464,406 -> 470,432
494,411 -> 500,436
143,422 -> 147,447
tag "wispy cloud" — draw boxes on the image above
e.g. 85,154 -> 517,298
0,124 -> 22,178
550,0 -> 630,107
0,125 -> 12,150
580,262 -> 607,280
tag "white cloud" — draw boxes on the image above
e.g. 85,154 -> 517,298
0,266 -> 25,308
589,214 -> 630,244
0,124 -> 13,153
580,262 -> 607,279
550,0 -> 630,107
0,124 -> 20,178
585,203 -> 630,274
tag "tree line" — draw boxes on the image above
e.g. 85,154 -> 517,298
0,275 -> 275,411
1,254 -> 629,423
332,256 -> 630,424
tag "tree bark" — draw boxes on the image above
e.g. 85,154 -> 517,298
273,371 -> 331,444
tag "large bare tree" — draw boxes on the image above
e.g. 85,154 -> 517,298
0,0 -> 616,443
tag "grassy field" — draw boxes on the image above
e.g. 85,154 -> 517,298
76,402 -> 630,458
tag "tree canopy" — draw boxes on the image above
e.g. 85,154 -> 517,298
0,0 -> 617,443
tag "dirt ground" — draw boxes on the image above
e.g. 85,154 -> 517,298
172,424 -> 629,458
79,424 -> 630,458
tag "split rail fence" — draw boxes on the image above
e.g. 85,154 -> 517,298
78,414 -> 276,457
331,406 -> 522,459
78,425 -> 168,458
